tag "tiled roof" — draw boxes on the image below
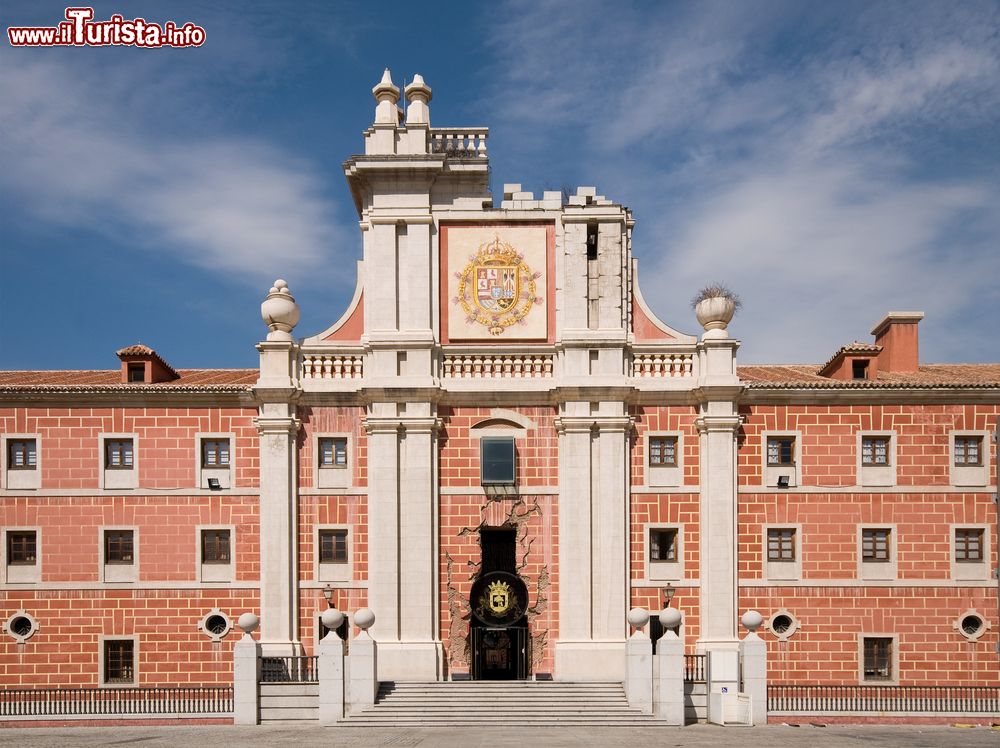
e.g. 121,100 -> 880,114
818,341 -> 882,374
115,343 -> 180,380
0,368 -> 258,393
738,364 -> 1000,389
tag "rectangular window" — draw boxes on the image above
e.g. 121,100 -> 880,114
862,637 -> 893,682
649,437 -> 677,467
862,528 -> 891,562
105,439 -> 134,470
956,528 -> 984,562
767,528 -> 796,562
104,530 -> 134,564
862,436 -> 891,466
318,437 -> 348,468
649,528 -> 678,562
7,439 -> 37,470
201,529 -> 231,564
127,363 -> 145,383
7,531 -> 37,565
481,437 -> 515,485
954,436 -> 982,466
104,640 -> 135,684
852,360 -> 869,380
319,529 -> 348,564
201,439 -> 231,468
767,437 -> 795,466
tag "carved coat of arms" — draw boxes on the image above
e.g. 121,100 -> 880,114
453,236 -> 543,336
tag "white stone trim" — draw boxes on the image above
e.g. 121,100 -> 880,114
99,634 -> 139,687
761,431 -> 801,488
1,432 -> 41,490
0,488 -> 262,497
949,430 -> 991,487
100,526 -> 138,583
3,525 -> 41,584
953,608 -> 989,641
765,609 -> 800,641
196,524 -> 235,583
313,433 -> 352,490
857,524 -> 897,581
194,432 -> 236,491
197,608 -> 233,642
740,578 -> 992,588
3,609 -> 39,643
645,431 -> 682,487
858,632 -> 899,685
856,431 -> 896,487
642,523 -> 684,582
314,524 -> 352,584
951,523 -> 990,581
98,433 -> 139,490
762,524 -> 802,581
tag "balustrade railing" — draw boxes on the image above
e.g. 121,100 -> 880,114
430,128 -> 488,158
301,353 -> 363,380
768,685 -> 1000,713
0,686 -> 233,717
631,352 -> 694,377
260,656 -> 319,683
684,654 -> 706,683
442,353 -> 553,379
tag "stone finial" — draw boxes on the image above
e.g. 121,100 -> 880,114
320,608 -> 345,636
372,68 -> 401,125
260,279 -> 300,342
404,73 -> 432,126
627,607 -> 650,633
237,612 -> 259,638
659,607 -> 682,634
354,607 -> 375,638
741,610 -> 763,633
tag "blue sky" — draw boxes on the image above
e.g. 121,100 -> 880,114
2,0 -> 998,370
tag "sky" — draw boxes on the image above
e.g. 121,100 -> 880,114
1,0 -> 998,370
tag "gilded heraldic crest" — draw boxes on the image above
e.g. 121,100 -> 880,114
487,580 -> 512,615
453,236 -> 543,336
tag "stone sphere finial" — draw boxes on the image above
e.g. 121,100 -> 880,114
659,607 -> 682,630
260,279 -> 300,341
354,608 -> 375,631
627,607 -> 650,630
237,612 -> 259,636
741,610 -> 764,633
320,608 -> 345,634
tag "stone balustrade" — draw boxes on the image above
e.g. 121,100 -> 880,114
631,352 -> 694,377
442,353 -> 553,378
429,128 -> 488,158
301,352 -> 364,379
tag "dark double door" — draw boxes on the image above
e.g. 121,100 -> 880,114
470,528 -> 530,680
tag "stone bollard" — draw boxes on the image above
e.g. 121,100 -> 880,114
346,608 -> 378,714
625,608 -> 653,715
740,610 -> 767,726
318,609 -> 346,725
656,607 -> 685,724
233,613 -> 261,725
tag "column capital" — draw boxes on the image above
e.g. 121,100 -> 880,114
554,415 -> 633,435
254,415 -> 301,436
363,416 -> 441,435
694,414 -> 742,435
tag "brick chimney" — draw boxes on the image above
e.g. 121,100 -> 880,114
870,312 -> 924,374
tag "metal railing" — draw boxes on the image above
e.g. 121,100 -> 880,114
768,685 -> 1000,713
0,686 -> 233,717
684,654 -> 706,683
260,656 -> 319,683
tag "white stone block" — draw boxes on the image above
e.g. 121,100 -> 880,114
233,635 -> 260,725
513,191 -> 533,200
656,634 -> 685,724
318,633 -> 345,725
567,195 -> 587,206
543,191 -> 562,201
346,635 -> 378,714
502,183 -> 521,196
576,186 -> 597,197
625,634 -> 653,715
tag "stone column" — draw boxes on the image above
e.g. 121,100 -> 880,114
740,611 -> 767,726
346,609 -> 379,714
656,608 -> 685,725
624,609 -> 653,715
233,613 -> 261,726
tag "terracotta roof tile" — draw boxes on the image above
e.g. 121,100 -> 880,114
738,364 -> 1000,389
0,368 -> 257,392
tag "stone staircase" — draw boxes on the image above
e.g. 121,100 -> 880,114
259,683 -> 319,724
685,681 -> 707,724
338,681 -> 682,727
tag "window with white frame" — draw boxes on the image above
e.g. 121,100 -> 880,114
858,525 -> 896,580
101,637 -> 137,686
645,525 -> 683,581
950,432 -> 990,487
762,432 -> 801,487
198,527 -> 234,583
100,435 -> 138,490
315,526 -> 351,583
196,433 -> 234,490
3,435 -> 41,490
861,636 -> 895,683
101,527 -> 137,583
4,528 -> 40,584
646,433 -> 682,487
857,432 -> 896,487
861,435 -> 891,466
764,525 -> 801,580
315,434 -> 351,490
952,525 -> 989,581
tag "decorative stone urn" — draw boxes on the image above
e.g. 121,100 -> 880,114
659,607 -> 682,631
237,612 -> 259,637
354,608 -> 375,632
321,608 -> 345,634
740,610 -> 764,633
695,296 -> 737,340
260,279 -> 300,341
627,607 -> 650,632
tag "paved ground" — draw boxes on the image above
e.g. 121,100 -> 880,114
1,724 -> 999,747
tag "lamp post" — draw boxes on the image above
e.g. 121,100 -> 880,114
323,584 -> 334,609
662,583 -> 675,609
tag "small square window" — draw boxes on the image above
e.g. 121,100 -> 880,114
767,528 -> 796,562
7,440 -> 37,470
104,639 -> 135,684
201,439 -> 230,469
862,436 -> 891,466
319,529 -> 348,564
862,528 -> 891,562
127,363 -> 145,383
105,440 -> 134,470
104,530 -> 134,564
7,531 -> 37,565
481,437 -> 515,485
649,528 -> 678,562
954,436 -> 982,466
862,637 -> 893,682
767,437 -> 795,466
201,529 -> 231,564
318,437 -> 348,468
956,528 -> 984,562
852,360 -> 869,380
649,437 -> 677,467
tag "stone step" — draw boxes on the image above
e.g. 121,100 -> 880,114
259,706 -> 319,721
338,718 -> 681,727
260,683 -> 318,697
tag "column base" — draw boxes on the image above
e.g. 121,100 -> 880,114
554,641 -> 626,681
375,641 -> 443,681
